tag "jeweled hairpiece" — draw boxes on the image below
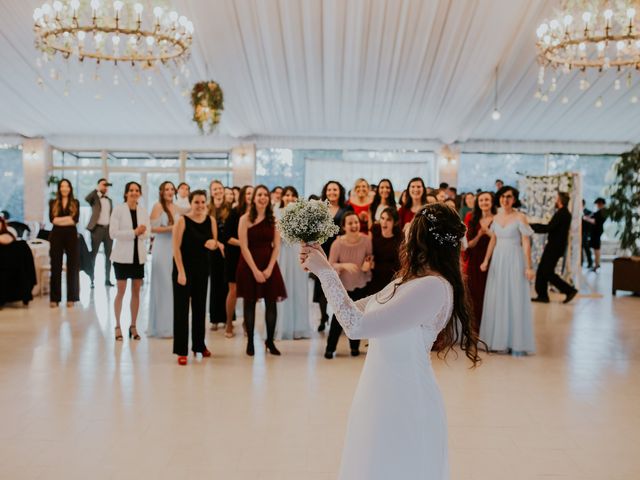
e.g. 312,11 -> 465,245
421,209 -> 460,247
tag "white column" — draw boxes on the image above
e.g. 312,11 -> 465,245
22,138 -> 51,223
231,143 -> 255,186
179,150 -> 187,182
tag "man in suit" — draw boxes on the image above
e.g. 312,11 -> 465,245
530,192 -> 578,304
584,197 -> 607,272
581,199 -> 593,268
86,178 -> 114,288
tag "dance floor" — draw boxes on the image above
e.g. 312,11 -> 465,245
0,260 -> 638,480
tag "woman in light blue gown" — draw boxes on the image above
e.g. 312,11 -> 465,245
148,181 -> 179,338
480,186 -> 536,355
275,187 -> 311,340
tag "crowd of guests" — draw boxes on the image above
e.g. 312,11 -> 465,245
31,175 -> 608,363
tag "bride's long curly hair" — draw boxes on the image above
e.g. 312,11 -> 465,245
386,203 -> 483,366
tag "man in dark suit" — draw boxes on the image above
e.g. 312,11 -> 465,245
581,199 -> 593,268
530,192 -> 578,304
85,178 -> 113,288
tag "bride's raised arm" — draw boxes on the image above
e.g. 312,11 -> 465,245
316,266 -> 449,339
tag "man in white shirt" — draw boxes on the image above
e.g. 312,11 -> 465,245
86,178 -> 114,287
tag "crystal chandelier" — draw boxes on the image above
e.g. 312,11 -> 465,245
32,0 -> 193,96
535,0 -> 640,105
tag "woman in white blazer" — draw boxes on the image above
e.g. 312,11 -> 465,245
109,181 -> 150,341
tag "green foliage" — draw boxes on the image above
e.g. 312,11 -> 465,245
606,145 -> 640,255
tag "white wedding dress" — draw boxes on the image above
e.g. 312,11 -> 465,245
316,268 -> 453,480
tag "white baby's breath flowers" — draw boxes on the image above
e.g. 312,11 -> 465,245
277,199 -> 340,245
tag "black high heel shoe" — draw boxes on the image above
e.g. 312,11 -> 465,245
129,326 -> 141,340
115,326 -> 123,341
246,340 -> 255,356
265,340 -> 281,356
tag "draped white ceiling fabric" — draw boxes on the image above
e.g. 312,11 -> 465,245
1,0 -> 639,149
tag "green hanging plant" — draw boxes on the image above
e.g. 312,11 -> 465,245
606,145 -> 640,256
190,81 -> 224,134
47,174 -> 61,200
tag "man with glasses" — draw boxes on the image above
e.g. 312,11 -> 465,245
86,178 -> 114,287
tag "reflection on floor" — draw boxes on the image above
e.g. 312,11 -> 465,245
0,261 -> 638,480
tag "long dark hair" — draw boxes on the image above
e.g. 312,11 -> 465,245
237,185 -> 253,215
123,181 -> 142,202
208,180 -> 231,222
383,203 -> 482,366
379,206 -> 401,236
469,191 -> 496,232
495,185 -> 522,209
321,180 -> 346,208
403,177 -> 427,209
370,178 -> 397,217
52,178 -> 78,218
158,181 -> 176,226
0,216 -> 15,239
248,185 -> 275,225
279,185 -> 299,209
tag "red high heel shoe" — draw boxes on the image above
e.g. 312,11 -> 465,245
177,356 -> 188,366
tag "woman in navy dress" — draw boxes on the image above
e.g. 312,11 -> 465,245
313,181 -> 348,332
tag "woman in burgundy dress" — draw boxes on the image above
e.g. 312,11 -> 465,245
463,191 -> 496,333
368,207 -> 402,295
236,185 -> 287,356
397,177 -> 427,229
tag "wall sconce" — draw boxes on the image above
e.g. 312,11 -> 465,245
26,150 -> 40,162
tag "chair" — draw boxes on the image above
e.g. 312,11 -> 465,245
8,221 -> 31,239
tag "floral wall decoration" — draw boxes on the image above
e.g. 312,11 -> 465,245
520,172 -> 583,288
191,81 -> 224,134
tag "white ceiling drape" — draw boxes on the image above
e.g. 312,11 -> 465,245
1,0 -> 640,148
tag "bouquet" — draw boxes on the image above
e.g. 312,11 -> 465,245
277,199 -> 340,245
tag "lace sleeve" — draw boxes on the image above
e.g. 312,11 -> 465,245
317,270 -> 451,339
316,268 -> 364,334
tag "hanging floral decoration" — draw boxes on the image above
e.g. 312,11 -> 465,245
191,81 -> 224,133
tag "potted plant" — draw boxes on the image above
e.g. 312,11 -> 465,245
606,145 -> 640,295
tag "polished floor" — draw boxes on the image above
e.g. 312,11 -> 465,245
0,260 -> 638,480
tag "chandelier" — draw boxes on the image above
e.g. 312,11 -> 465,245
535,0 -> 640,105
32,0 -> 193,96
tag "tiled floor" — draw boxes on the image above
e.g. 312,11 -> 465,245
0,261 -> 638,479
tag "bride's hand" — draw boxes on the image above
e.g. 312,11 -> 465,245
299,243 -> 330,273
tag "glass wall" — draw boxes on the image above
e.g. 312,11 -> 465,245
256,148 -> 437,198
0,146 -> 24,220
51,149 -> 232,227
458,152 -> 618,203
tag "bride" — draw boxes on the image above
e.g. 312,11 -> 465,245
300,203 -> 481,479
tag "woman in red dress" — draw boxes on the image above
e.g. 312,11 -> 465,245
463,191 -> 496,333
397,177 -> 427,229
236,185 -> 287,356
346,178 -> 372,233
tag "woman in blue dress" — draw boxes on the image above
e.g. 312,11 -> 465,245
148,181 -> 179,338
275,186 -> 311,340
480,186 -> 536,355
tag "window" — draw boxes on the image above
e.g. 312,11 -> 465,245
257,148 -> 437,198
458,152 -> 618,203
49,149 -> 232,221
0,146 -> 24,220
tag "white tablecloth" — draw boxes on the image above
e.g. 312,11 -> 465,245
28,240 -> 50,295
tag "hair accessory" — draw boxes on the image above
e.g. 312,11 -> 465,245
421,209 -> 460,247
